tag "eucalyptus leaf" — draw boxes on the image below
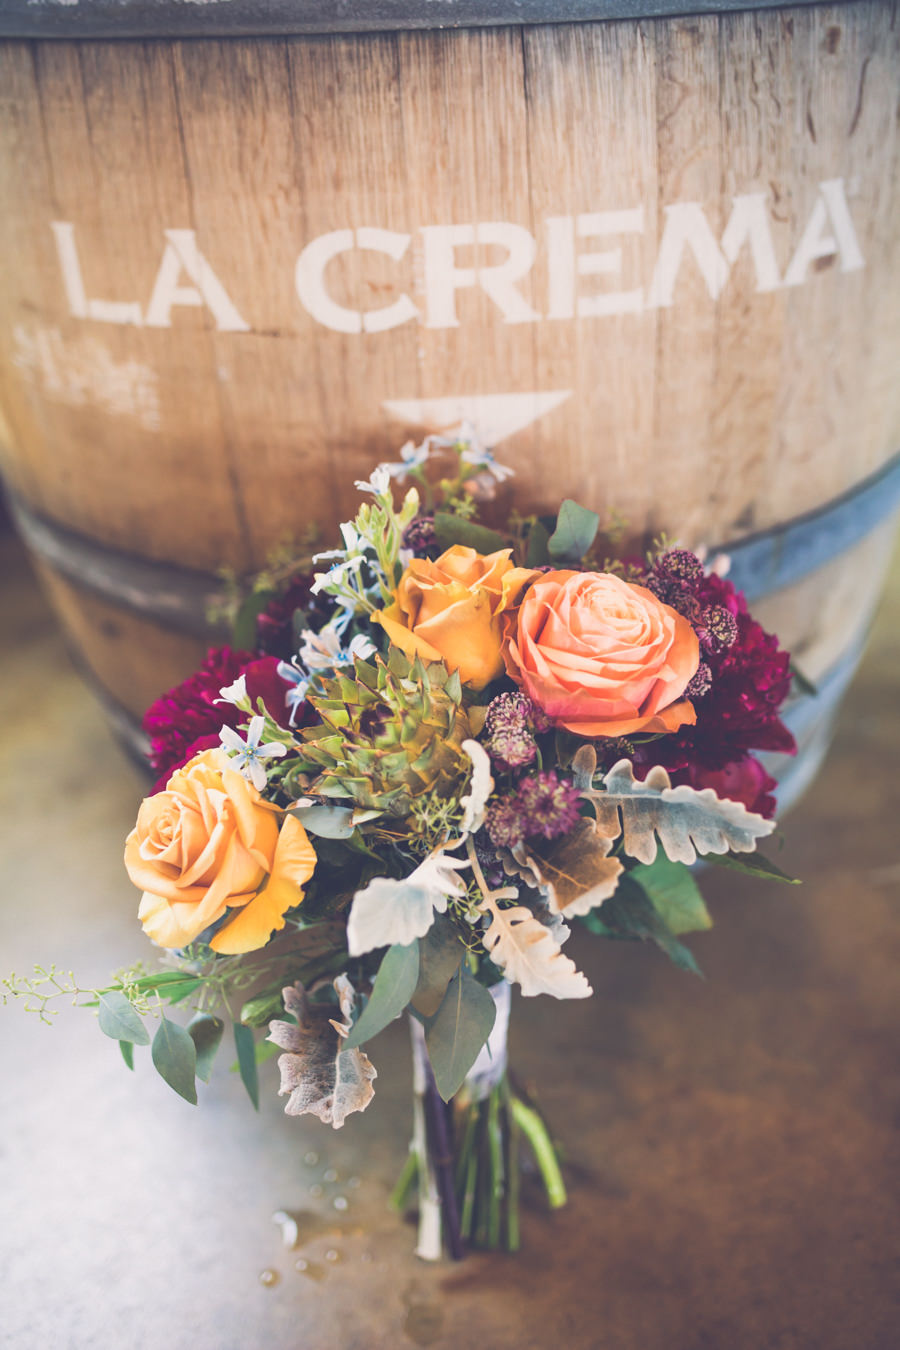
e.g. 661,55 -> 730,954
159,978 -> 203,1006
233,587 -> 276,650
290,802 -> 357,839
151,1017 -> 198,1103
187,1014 -> 225,1083
411,915 -> 464,1018
628,855 -> 712,935
547,499 -> 600,562
234,1021 -> 260,1110
98,991 -> 150,1046
704,850 -> 801,884
584,877 -> 703,977
344,942 -> 420,1050
119,1040 -> 135,1071
525,519 -> 551,568
434,512 -> 507,555
425,965 -> 497,1102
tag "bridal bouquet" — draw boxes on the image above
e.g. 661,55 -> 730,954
6,432 -> 798,1259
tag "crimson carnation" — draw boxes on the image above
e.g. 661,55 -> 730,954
632,571 -> 794,817
255,573 -> 315,659
144,647 -> 296,791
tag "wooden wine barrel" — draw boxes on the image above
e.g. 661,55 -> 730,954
0,0 -> 898,798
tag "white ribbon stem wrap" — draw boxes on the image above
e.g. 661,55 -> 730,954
464,979 -> 511,1102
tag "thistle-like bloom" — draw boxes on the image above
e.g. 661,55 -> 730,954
485,770 -> 581,850
482,691 -> 552,768
219,715 -> 287,791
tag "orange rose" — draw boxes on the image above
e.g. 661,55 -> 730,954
124,748 -> 316,955
503,570 -> 699,738
374,544 -> 538,690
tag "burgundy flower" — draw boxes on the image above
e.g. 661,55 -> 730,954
485,770 -> 581,850
682,756 -> 779,820
144,647 -> 296,791
633,570 -> 795,789
255,573 -> 315,659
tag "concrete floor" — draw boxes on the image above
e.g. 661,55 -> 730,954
1,532 -> 899,1350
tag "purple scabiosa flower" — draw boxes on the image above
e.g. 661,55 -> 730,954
485,770 -> 581,849
697,604 -> 738,654
653,548 -> 705,585
484,797 -> 525,850
402,514 -> 439,559
483,691 -> 538,768
482,691 -> 553,769
684,661 -> 713,700
514,771 -> 582,841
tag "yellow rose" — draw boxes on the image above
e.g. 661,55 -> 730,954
124,748 -> 316,955
374,544 -> 538,690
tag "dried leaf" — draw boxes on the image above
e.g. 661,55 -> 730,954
268,976 -> 376,1129
590,759 -> 775,865
480,894 -> 592,1000
528,817 -> 623,917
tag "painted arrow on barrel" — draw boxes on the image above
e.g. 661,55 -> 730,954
382,391 -> 571,447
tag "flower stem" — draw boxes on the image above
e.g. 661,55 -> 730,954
487,1086 -> 505,1248
502,1079 -> 521,1252
510,1096 -> 567,1209
390,1149 -> 418,1212
422,1061 -> 465,1261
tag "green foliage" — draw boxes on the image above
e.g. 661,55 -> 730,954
98,991 -> 150,1045
583,876 -> 703,976
790,663 -> 818,697
424,964 -> 497,1101
187,1014 -> 225,1083
547,499 -> 600,563
233,586 -> 277,650
151,1017 -> 198,1104
434,512 -> 507,555
119,1040 -> 135,1071
411,915 -> 464,1018
705,850 -> 801,884
628,856 -> 712,935
233,1021 -> 260,1110
344,942 -> 420,1050
525,519 -> 551,568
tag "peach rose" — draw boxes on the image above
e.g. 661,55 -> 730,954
503,570 -> 700,738
374,544 -> 538,690
124,748 -> 316,955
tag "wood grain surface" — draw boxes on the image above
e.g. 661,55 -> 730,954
0,3 -> 896,574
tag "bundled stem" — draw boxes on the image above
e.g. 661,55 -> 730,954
398,996 -> 566,1260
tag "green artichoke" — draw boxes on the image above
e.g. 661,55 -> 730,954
297,649 -> 474,821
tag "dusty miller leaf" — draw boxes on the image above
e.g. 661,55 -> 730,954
480,893 -> 592,1000
268,976 -> 377,1129
424,965 -> 497,1101
459,739 -> 494,836
527,817 -> 623,917
590,759 -> 775,865
343,942 -> 420,1050
628,855 -> 712,935
347,850 -> 468,955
